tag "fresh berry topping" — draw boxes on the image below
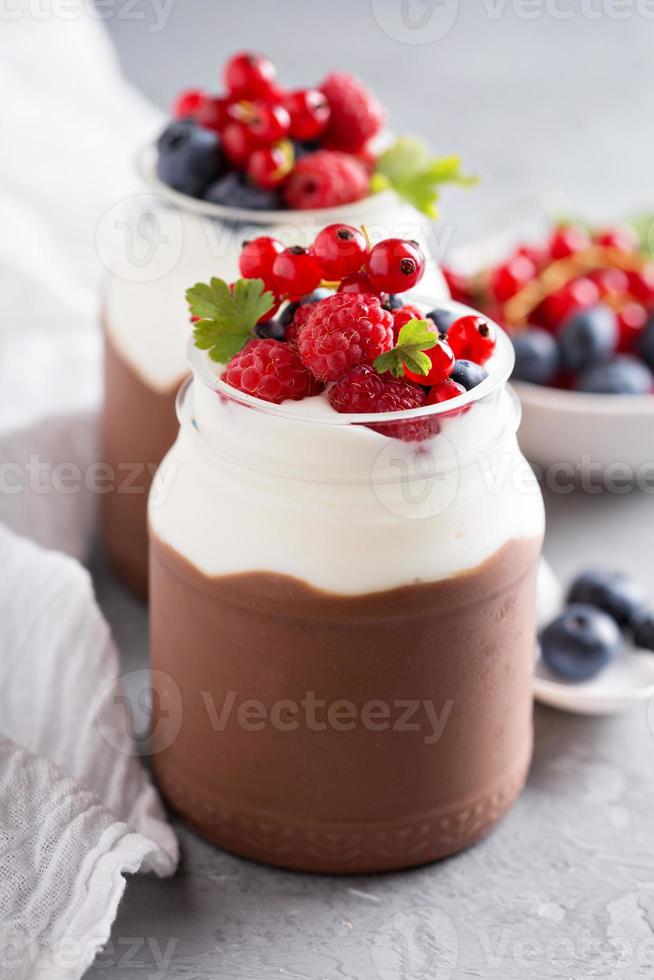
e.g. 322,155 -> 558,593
204,171 -> 282,211
616,302 -> 648,352
575,356 -> 653,395
224,339 -> 320,403
626,264 -> 654,304
442,267 -> 473,304
558,305 -> 617,372
540,604 -> 620,681
284,89 -> 330,141
568,569 -> 649,629
328,365 -> 430,441
425,307 -> 459,333
272,246 -> 323,299
156,120 -> 225,198
511,328 -> 559,385
447,314 -> 496,364
298,292 -> 394,381
587,267 -> 630,298
248,102 -> 291,142
450,360 -> 489,391
320,71 -> 385,152
391,304 -> 426,339
313,224 -> 368,279
279,289 -> 333,328
224,52 -> 278,100
338,272 -> 380,295
196,96 -> 231,132
548,224 -> 591,260
283,150 -> 369,210
594,225 -> 639,252
239,236 -> 284,287
539,276 -> 600,329
222,121 -> 259,167
366,239 -> 425,294
426,378 -> 467,405
173,89 -> 207,120
403,333 -> 456,387
247,141 -> 294,189
489,254 -> 536,303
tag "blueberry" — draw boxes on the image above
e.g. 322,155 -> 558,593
384,294 -> 404,311
567,568 -> 648,628
575,355 -> 653,394
425,307 -> 458,334
511,327 -> 559,384
638,316 -> 654,370
156,120 -> 224,198
633,612 -> 654,651
204,171 -> 283,211
450,360 -> 489,391
293,139 -> 321,160
540,604 -> 620,681
558,304 -> 617,372
255,319 -> 285,340
279,289 -> 332,328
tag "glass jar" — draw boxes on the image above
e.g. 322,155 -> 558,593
147,307 -> 545,874
101,167 -> 447,596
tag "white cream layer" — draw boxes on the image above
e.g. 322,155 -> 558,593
104,194 -> 449,393
149,330 -> 544,594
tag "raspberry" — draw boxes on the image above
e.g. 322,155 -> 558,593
284,302 -> 315,345
329,365 -> 432,442
320,72 -> 385,152
298,292 -> 394,382
283,150 -> 369,210
224,339 -> 321,404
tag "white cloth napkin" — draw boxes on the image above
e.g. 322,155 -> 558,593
0,6 -> 177,980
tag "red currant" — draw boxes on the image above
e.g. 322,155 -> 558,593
272,246 -> 323,299
247,141 -> 294,189
284,89 -> 330,140
490,254 -> 536,303
626,264 -> 654,305
313,224 -> 368,279
239,236 -> 284,286
447,315 -> 496,364
617,302 -> 648,352
196,96 -> 231,132
248,102 -> 291,143
222,122 -> 259,167
594,225 -> 639,252
587,267 -> 629,298
224,52 -> 277,100
427,378 -> 467,405
337,272 -> 379,295
404,333 -> 456,386
442,266 -> 473,304
172,88 -> 207,120
548,225 -> 590,260
539,277 -> 600,329
366,239 -> 426,294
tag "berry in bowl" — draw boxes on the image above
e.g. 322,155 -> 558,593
146,223 -> 545,872
448,221 -> 654,478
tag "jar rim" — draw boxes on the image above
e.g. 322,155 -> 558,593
186,300 -> 515,427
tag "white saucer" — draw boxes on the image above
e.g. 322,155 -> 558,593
534,647 -> 654,715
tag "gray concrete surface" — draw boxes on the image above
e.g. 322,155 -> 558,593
88,4 -> 654,978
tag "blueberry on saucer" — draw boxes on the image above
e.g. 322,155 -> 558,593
540,603 -> 621,681
567,568 -> 648,628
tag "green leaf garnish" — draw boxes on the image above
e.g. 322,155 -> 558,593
187,276 -> 275,363
374,319 -> 438,378
371,136 -> 477,218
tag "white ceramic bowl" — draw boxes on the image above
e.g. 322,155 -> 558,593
514,381 -> 654,479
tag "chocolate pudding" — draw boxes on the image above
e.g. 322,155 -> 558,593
101,327 -> 182,596
150,535 -> 541,874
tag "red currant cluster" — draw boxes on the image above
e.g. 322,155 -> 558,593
448,223 -> 654,394
239,225 -> 426,307
166,52 -> 384,208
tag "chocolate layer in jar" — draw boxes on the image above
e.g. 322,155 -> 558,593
150,535 -> 541,873
147,319 -> 545,873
